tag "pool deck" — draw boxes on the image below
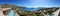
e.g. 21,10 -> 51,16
15,11 -> 20,16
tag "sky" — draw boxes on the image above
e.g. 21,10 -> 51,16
0,0 -> 60,8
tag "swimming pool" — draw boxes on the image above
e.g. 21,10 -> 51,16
8,10 -> 14,16
48,14 -> 54,16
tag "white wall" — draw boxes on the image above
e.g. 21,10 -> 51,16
53,9 -> 60,16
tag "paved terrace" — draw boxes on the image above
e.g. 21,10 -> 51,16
53,8 -> 60,16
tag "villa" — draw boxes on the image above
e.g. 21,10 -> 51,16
0,4 -> 14,16
0,7 -> 12,16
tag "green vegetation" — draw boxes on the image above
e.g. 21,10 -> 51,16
20,14 -> 27,16
48,10 -> 54,14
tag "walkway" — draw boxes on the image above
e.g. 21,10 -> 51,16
53,8 -> 60,16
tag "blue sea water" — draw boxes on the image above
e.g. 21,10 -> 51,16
8,10 -> 14,16
22,8 -> 38,11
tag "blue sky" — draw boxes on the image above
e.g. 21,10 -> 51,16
0,0 -> 60,8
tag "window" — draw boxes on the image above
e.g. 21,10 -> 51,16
3,11 -> 6,15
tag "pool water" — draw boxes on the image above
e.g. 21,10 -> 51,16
48,14 -> 54,16
8,10 -> 14,16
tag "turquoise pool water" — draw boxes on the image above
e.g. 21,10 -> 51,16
8,10 -> 14,16
48,14 -> 54,16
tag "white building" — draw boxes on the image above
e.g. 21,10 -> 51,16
52,8 -> 60,16
0,7 -> 12,16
